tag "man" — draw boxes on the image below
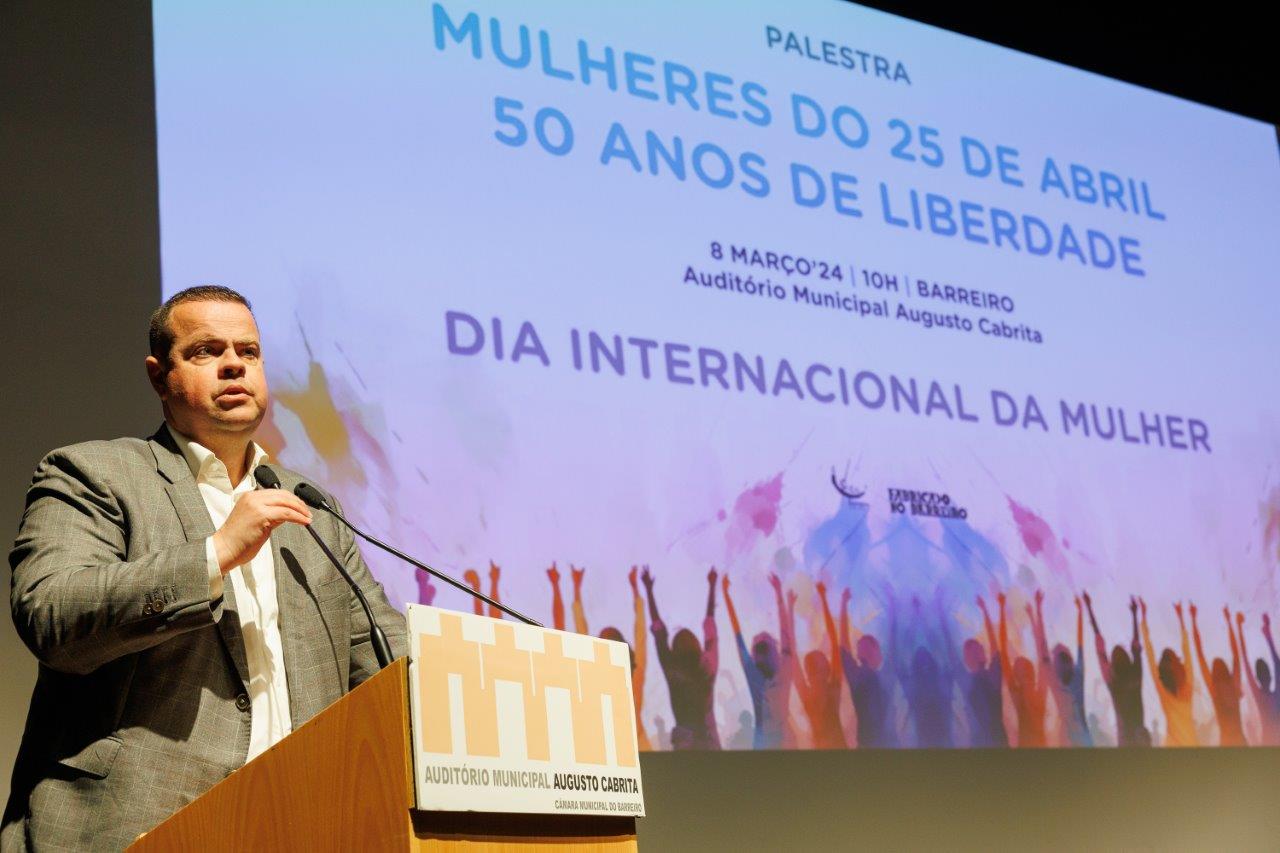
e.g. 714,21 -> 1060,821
3,286 -> 407,851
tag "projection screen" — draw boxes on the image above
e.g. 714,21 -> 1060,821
152,0 -> 1280,752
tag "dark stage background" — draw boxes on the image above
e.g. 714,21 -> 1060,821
1,2 -> 1275,849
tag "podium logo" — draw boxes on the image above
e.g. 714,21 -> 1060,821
416,612 -> 638,768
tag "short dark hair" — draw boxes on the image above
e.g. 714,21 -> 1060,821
148,285 -> 253,363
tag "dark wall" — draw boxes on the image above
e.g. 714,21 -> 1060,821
638,748 -> 1277,850
0,0 -> 161,811
1,2 -> 1276,849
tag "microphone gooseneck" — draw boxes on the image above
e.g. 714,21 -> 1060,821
254,465 -> 394,669
292,481 -> 542,627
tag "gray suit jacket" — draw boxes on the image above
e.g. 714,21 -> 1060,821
2,427 -> 409,852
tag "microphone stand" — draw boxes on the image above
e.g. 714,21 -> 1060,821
296,484 -> 542,627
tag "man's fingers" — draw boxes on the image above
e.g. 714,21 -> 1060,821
269,506 -> 313,526
256,491 -> 313,517
239,491 -> 313,525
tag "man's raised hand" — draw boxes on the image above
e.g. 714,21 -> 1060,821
212,489 -> 311,574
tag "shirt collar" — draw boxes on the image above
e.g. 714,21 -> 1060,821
166,423 -> 269,490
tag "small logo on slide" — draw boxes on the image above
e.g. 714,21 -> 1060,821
887,487 -> 968,520
831,468 -> 866,501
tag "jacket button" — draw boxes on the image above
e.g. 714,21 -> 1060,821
235,693 -> 251,712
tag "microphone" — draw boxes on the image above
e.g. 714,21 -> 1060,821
253,465 -> 394,669
292,481 -> 542,627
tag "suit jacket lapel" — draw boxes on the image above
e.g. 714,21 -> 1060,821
272,517 -> 345,722
271,522 -> 310,724
148,425 -> 251,689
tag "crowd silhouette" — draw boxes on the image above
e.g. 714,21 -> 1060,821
434,565 -> 1280,750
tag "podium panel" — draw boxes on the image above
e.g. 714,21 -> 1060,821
129,658 -> 417,851
129,626 -> 640,851
406,606 -> 645,819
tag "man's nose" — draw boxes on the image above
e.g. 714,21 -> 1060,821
218,350 -> 246,377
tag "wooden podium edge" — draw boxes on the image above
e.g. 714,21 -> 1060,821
411,809 -> 636,847
129,658 -> 415,851
130,656 -> 637,850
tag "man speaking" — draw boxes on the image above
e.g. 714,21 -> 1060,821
2,286 -> 407,851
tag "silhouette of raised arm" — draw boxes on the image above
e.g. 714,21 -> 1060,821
977,595 -> 998,664
546,562 -> 565,631
630,566 -> 647,700
1263,614 -> 1280,682
464,568 -> 484,616
1129,597 -> 1141,666
703,568 -> 719,678
997,592 -> 1014,685
1029,591 -> 1049,703
770,574 -> 795,663
817,582 -> 840,687
1139,597 -> 1160,690
839,588 -> 853,658
723,574 -> 743,639
642,567 -> 670,663
1083,591 -> 1112,684
1225,606 -> 1241,688
1075,595 -> 1084,674
1238,612 -> 1260,694
487,561 -> 502,619
1190,603 -> 1212,689
571,564 -> 588,635
1031,590 -> 1051,666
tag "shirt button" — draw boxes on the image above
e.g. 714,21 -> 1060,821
235,693 -> 251,712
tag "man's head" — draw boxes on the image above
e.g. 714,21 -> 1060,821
1052,643 -> 1076,686
1012,655 -> 1036,689
857,634 -> 883,671
751,632 -> 779,680
962,637 -> 987,672
671,628 -> 702,672
1158,648 -> 1186,693
1111,645 -> 1133,680
1256,657 -> 1272,691
803,649 -> 830,684
145,286 -> 267,448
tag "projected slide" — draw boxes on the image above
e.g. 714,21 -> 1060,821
153,1 -> 1280,751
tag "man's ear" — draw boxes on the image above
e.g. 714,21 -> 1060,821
145,355 -> 168,397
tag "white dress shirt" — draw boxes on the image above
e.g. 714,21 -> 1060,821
168,425 -> 293,763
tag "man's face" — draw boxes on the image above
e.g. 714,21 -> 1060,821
146,300 -> 268,443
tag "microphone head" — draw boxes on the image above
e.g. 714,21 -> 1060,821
253,464 -> 282,490
294,481 -> 330,510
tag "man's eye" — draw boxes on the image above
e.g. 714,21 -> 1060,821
192,346 -> 211,357
243,348 -> 260,359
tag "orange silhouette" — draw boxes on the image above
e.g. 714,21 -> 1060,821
794,582 -> 847,750
1190,603 -> 1246,746
999,591 -> 1048,748
1140,598 -> 1197,746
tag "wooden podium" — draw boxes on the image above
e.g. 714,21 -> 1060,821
127,657 -> 638,851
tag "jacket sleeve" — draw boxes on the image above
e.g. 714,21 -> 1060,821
326,494 -> 409,688
9,447 -> 218,675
